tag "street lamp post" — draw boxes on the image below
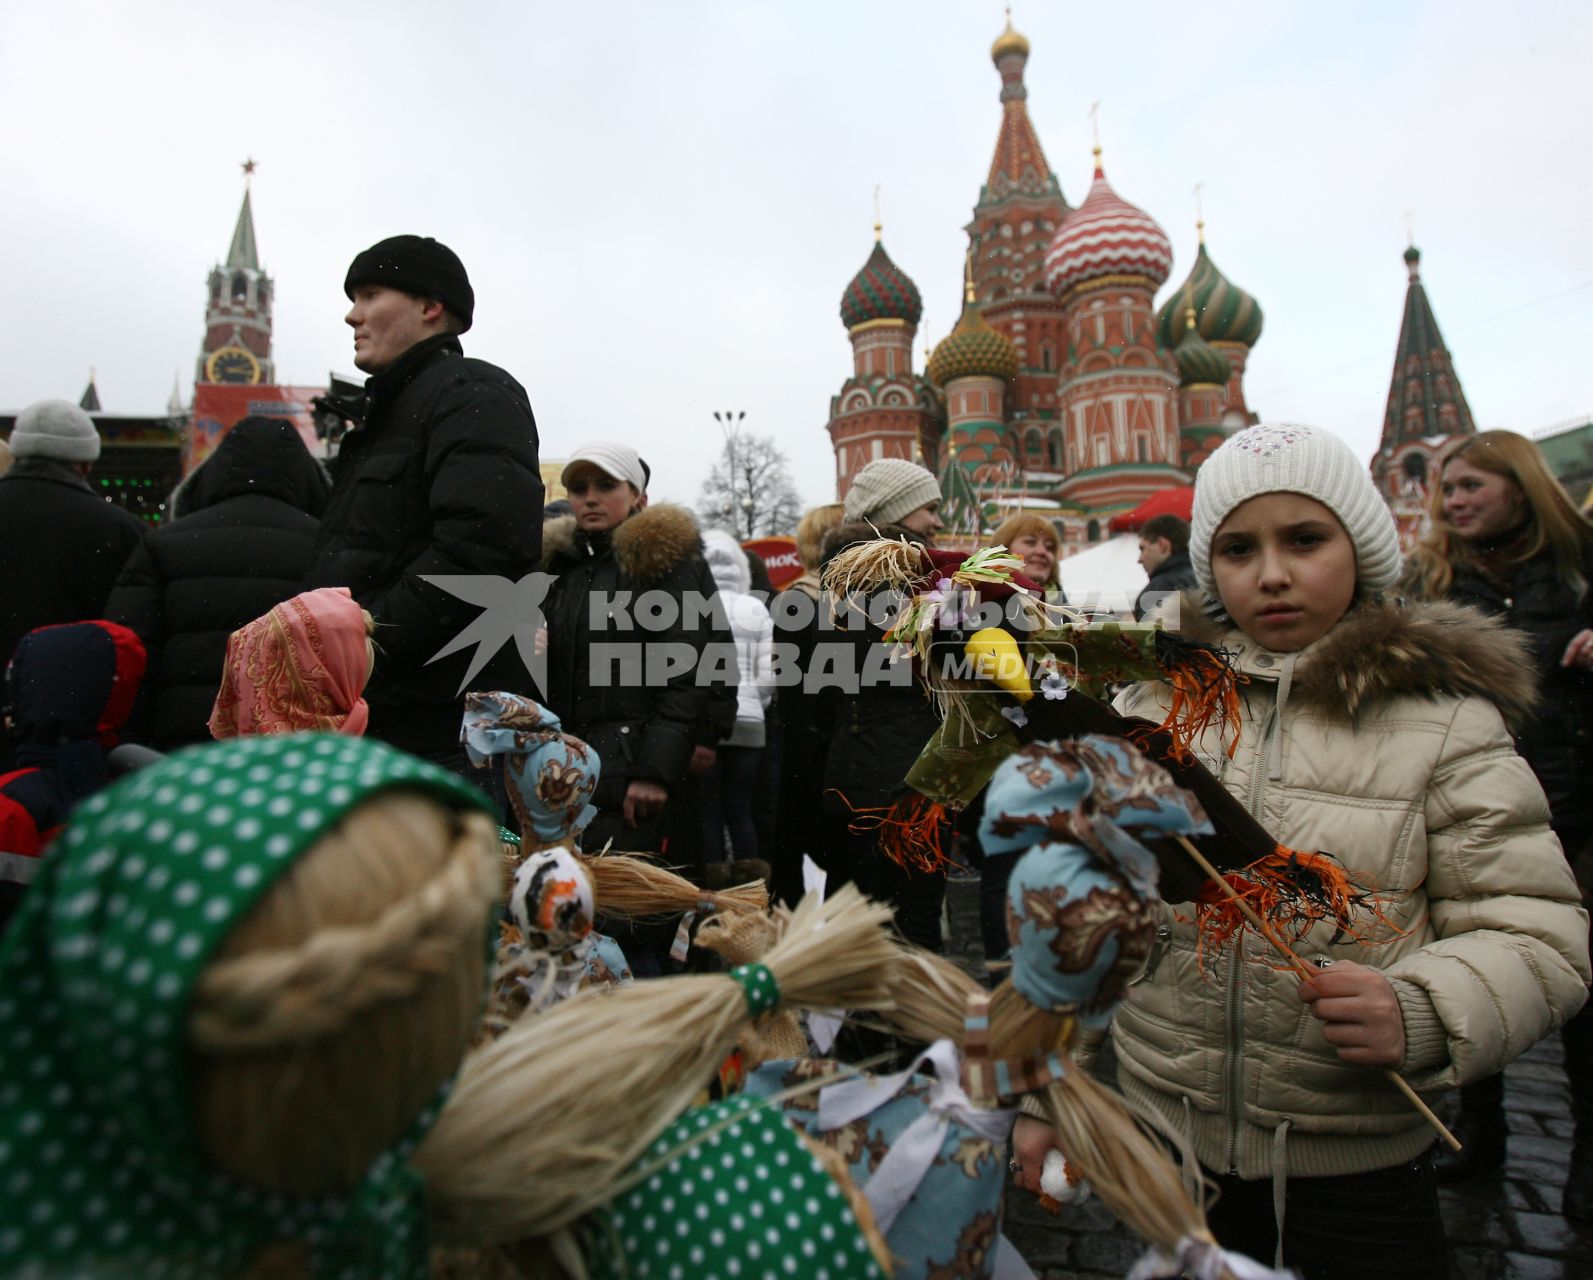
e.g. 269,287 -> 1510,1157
713,410 -> 747,537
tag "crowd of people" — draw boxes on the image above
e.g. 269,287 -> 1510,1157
2,230 -> 1592,1280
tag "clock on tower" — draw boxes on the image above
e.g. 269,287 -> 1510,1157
204,345 -> 262,385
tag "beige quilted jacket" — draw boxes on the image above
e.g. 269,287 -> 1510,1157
1106,597 -> 1590,1180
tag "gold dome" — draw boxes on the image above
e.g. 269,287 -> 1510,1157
991,14 -> 1030,62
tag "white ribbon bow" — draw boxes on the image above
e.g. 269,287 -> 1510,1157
817,1038 -> 1014,1236
1127,1233 -> 1300,1280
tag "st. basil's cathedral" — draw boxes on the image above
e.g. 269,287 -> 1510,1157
824,16 -> 1478,552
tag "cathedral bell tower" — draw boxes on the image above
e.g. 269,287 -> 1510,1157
197,161 -> 274,387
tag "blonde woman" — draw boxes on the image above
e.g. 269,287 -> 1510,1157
990,512 -> 1065,603
792,502 -> 845,594
1406,429 -> 1593,1207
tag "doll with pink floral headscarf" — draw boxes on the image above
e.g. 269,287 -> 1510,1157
208,587 -> 376,738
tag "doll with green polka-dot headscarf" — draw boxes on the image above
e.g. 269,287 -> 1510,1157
0,733 -> 502,1279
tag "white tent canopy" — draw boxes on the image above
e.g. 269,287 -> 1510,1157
1057,533 -> 1146,617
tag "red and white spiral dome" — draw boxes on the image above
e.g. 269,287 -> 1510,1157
1043,155 -> 1174,298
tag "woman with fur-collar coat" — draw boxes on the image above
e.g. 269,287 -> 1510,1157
541,446 -> 735,868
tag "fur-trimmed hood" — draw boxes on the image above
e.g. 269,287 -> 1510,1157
542,502 -> 704,585
1173,590 -> 1539,730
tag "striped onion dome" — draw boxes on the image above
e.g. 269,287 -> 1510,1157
840,240 -> 923,329
927,300 -> 1018,386
1173,307 -> 1232,386
1043,154 -> 1173,298
1155,239 -> 1264,348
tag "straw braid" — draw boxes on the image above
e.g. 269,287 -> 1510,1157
190,812 -> 501,1051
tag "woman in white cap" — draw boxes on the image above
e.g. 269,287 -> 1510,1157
1011,423 -> 1588,1278
540,442 -> 735,883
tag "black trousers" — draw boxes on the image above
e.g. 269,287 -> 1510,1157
1203,1154 -> 1450,1280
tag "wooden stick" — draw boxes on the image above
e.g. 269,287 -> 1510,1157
1176,836 -> 1461,1153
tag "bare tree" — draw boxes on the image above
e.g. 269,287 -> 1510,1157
697,430 -> 805,539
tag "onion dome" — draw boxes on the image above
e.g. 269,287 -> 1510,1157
991,14 -> 1030,62
1173,306 -> 1232,387
1155,233 -> 1264,349
1043,152 -> 1173,299
927,299 -> 1019,387
839,239 -> 923,330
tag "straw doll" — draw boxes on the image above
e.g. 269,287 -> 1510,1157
209,586 -> 377,738
0,732 -> 503,1278
412,884 -> 902,1266
460,690 -> 765,1029
874,736 -> 1292,1280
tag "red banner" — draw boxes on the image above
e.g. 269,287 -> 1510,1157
743,536 -> 804,589
188,383 -> 326,473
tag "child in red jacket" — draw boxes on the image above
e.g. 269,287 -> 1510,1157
0,619 -> 145,932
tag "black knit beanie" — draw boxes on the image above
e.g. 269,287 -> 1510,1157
343,235 -> 475,332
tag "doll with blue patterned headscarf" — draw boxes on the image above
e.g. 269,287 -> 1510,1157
460,692 -> 633,1028
463,690 -> 599,848
862,736 -> 1290,1280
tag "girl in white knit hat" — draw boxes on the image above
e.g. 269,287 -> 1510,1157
1012,422 -> 1589,1278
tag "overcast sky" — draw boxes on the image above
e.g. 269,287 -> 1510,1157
3,0 -> 1590,511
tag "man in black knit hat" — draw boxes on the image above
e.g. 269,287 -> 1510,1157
306,235 -> 544,779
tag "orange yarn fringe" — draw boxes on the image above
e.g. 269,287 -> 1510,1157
1150,642 -> 1243,763
1186,844 -> 1398,970
835,790 -> 958,874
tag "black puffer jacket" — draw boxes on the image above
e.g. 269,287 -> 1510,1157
1448,548 -> 1593,839
105,418 -> 330,751
815,521 -> 940,812
0,459 -> 147,774
305,334 -> 544,755
542,505 -> 736,828
1135,548 -> 1197,620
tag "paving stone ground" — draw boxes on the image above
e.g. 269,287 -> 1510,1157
941,874 -> 1593,1278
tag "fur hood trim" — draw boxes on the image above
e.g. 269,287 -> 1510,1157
1171,591 -> 1540,730
542,503 -> 703,585
540,514 -> 578,569
615,503 -> 702,583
